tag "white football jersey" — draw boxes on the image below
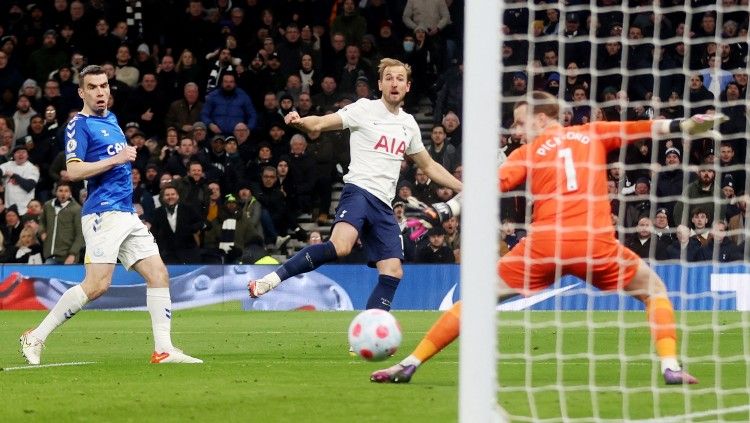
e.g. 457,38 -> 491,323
337,98 -> 425,206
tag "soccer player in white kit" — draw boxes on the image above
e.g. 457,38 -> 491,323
248,58 -> 463,311
19,65 -> 202,364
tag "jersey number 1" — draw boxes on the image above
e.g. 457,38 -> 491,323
558,148 -> 578,192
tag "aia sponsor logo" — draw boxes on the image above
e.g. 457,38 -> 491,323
373,135 -> 406,156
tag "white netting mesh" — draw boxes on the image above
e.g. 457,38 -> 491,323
494,1 -> 750,421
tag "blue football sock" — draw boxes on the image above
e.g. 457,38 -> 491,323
366,275 -> 400,311
276,241 -> 338,281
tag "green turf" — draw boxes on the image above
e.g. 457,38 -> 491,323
1,310 -> 749,422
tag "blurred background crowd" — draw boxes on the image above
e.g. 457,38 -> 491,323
0,0 -> 747,265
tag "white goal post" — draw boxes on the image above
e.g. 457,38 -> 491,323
458,0 -> 504,422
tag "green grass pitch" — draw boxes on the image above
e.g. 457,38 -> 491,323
1,308 -> 748,422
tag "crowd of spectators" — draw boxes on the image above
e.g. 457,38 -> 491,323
0,0 -> 465,265
497,0 -> 750,263
0,0 -> 748,266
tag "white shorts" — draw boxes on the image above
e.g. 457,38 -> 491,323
82,211 -> 160,270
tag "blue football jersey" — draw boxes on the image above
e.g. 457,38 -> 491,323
65,112 -> 134,215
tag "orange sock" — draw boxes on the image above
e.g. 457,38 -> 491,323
645,296 -> 677,359
411,301 -> 462,364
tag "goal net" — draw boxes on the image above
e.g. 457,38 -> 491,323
461,1 -> 750,421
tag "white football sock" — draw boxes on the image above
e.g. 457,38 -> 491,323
147,288 -> 175,352
661,357 -> 681,373
400,355 -> 422,368
32,284 -> 89,341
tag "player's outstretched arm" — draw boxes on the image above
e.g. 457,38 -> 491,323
654,113 -> 729,136
66,145 -> 137,181
284,111 -> 343,133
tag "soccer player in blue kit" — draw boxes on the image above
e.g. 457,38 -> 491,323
20,65 -> 202,364
248,58 -> 463,312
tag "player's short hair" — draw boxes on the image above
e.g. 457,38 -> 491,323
79,65 -> 106,87
514,91 -> 560,119
377,58 -> 412,82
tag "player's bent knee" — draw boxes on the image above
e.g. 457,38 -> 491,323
82,278 -> 112,300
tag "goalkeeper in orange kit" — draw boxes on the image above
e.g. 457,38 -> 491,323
372,91 -> 727,385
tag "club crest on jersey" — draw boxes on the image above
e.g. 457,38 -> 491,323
66,139 -> 77,152
373,135 -> 406,156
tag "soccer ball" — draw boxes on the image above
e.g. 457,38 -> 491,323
348,309 -> 402,361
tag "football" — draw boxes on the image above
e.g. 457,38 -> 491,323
348,309 -> 402,361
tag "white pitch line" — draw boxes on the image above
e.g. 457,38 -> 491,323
1,361 -> 96,372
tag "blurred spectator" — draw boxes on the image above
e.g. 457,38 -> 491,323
150,185 -> 202,264
0,145 -> 39,215
673,159 -> 716,226
201,72 -> 258,135
695,220 -> 744,262
416,226 -> 455,263
39,182 -> 83,264
206,48 -> 237,94
652,207 -> 677,260
13,95 -> 37,140
655,147 -> 685,226
442,215 -> 460,262
623,177 -> 653,229
27,30 -> 68,85
412,168 -> 437,204
689,207 -> 711,247
312,76 -> 342,112
499,218 -> 520,257
718,142 -> 745,194
9,226 -> 42,264
287,134 -> 317,215
625,216 -> 654,259
176,161 -> 210,217
114,45 -> 139,88
234,186 -> 266,260
3,205 -> 22,250
332,0 -> 367,45
665,224 -> 701,261
426,124 -> 458,173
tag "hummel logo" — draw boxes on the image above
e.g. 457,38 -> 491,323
101,129 -> 110,137
66,130 -> 75,138
64,310 -> 76,319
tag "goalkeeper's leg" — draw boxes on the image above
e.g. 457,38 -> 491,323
624,260 -> 698,385
371,280 -> 518,383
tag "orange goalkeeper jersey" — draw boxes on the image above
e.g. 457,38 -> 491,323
499,121 -> 655,238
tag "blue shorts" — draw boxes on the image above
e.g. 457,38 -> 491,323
333,184 -> 404,265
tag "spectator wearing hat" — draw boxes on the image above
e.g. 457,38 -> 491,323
623,176 -> 654,229
206,48 -> 237,94
652,207 -> 677,260
563,13 -> 591,68
655,147 -> 686,226
201,72 -> 258,136
264,52 -> 288,95
354,76 -> 376,100
135,43 -> 157,77
545,72 -> 561,96
2,204 -> 22,250
416,226 -> 455,263
27,30 -> 68,86
375,20 -> 401,60
0,145 -> 39,215
673,157 -> 717,226
396,179 -> 414,203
